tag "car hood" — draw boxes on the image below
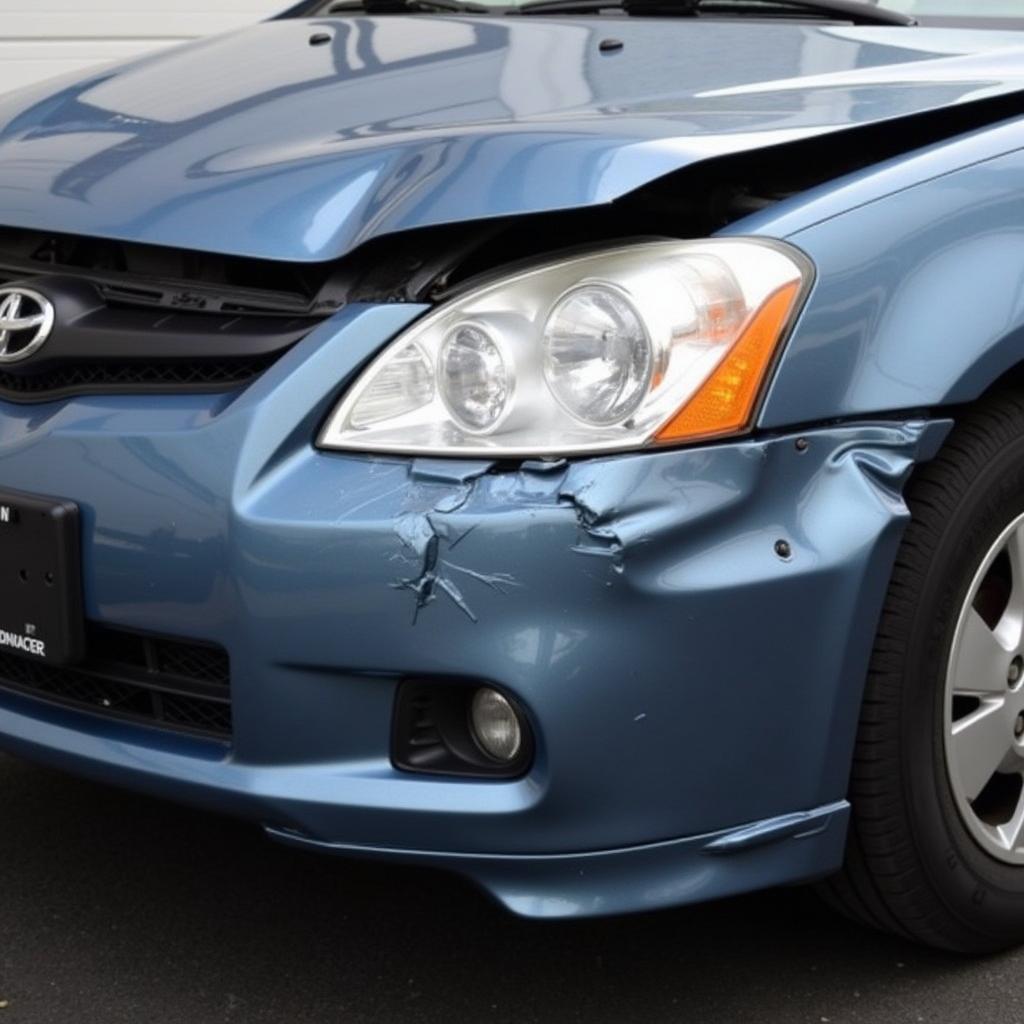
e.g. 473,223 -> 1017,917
1,16 -> 1024,262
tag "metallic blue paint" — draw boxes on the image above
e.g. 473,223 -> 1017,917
266,800 -> 852,918
0,284 -> 951,911
1,19 -> 1024,260
754,134 -> 1024,425
0,11 -> 1023,916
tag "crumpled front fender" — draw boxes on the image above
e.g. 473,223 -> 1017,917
0,301 -> 952,913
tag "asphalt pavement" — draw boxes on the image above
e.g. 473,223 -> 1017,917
1,752 -> 1023,1024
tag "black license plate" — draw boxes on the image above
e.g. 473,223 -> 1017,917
0,489 -> 84,666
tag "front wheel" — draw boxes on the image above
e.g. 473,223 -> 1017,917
823,391 -> 1024,952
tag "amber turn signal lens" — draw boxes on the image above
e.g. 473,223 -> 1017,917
654,280 -> 801,444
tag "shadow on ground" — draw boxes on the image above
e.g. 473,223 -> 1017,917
0,754 -> 1015,1024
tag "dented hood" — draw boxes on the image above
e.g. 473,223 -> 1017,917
1,16 -> 1024,262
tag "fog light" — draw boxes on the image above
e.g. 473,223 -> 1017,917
393,680 -> 532,778
470,688 -> 522,762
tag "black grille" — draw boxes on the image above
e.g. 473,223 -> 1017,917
0,624 -> 232,740
0,354 -> 280,400
0,227 -> 338,403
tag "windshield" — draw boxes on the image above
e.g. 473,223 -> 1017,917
885,1 -> 1024,27
290,0 -> 1024,23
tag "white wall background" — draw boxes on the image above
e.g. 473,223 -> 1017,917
0,0 -> 288,95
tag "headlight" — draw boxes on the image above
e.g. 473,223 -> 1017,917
318,239 -> 809,457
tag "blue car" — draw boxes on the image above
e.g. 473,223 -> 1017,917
6,0 -> 1024,953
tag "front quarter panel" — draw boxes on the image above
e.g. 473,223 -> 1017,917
756,133 -> 1024,428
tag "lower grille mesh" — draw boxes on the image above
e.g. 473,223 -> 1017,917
0,625 -> 232,739
0,355 -> 278,400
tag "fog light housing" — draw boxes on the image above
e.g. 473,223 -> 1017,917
470,688 -> 522,762
392,680 -> 533,778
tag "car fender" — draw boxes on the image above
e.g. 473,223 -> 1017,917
733,120 -> 1024,428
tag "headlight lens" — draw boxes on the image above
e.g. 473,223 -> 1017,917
543,284 -> 651,426
439,324 -> 512,432
319,239 -> 808,457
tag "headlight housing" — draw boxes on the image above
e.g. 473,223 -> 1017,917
318,239 -> 809,458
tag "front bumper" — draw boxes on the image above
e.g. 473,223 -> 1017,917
0,304 -> 950,917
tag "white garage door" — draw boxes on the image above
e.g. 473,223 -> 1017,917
0,0 -> 289,95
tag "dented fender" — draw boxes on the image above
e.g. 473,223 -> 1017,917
0,356 -> 952,897
218,417 -> 952,853
0,289 -> 952,861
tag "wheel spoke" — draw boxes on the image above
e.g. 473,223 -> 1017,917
1001,523 -> 1024,650
951,608 -> 1014,697
950,700 -> 1011,802
997,778 -> 1024,853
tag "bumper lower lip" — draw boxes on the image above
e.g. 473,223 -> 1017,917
0,302 -> 952,915
265,801 -> 851,919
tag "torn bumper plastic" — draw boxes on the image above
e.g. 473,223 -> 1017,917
0,305 -> 951,918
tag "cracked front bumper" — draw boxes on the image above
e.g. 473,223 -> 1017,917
0,304 -> 950,917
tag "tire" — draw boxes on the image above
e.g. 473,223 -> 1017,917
822,389 -> 1024,952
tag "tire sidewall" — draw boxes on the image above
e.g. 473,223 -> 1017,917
904,429 -> 1024,942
